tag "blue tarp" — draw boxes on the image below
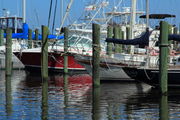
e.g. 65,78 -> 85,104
168,34 -> 180,42
106,30 -> 151,46
106,30 -> 180,46
3,23 -> 64,40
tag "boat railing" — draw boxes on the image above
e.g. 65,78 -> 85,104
17,39 -> 93,55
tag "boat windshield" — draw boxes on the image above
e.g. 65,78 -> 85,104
55,35 -> 92,49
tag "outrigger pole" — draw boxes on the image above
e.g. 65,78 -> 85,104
58,0 -> 74,34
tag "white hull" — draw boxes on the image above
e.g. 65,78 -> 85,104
0,53 -> 24,69
74,54 -> 131,80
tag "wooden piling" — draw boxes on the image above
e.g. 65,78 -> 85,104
126,27 -> 131,53
28,29 -> 32,48
92,23 -> 100,87
168,25 -> 173,44
35,29 -> 39,40
63,73 -> 68,105
174,27 -> 178,34
118,28 -> 123,53
121,30 -> 125,53
5,28 -> 12,76
159,21 -> 169,94
35,29 -> 39,47
173,27 -> 178,50
42,78 -> 48,120
92,87 -> 100,120
126,27 -> 130,39
0,29 -> 4,46
41,26 -> 49,79
64,27 -> 69,74
5,76 -> 12,115
159,95 -> 169,120
107,26 -> 113,56
114,26 -> 120,53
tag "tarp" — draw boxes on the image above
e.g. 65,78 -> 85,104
168,34 -> 180,42
106,30 -> 151,46
3,23 -> 64,40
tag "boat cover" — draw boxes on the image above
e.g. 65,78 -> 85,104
3,23 -> 64,40
106,30 -> 151,46
169,34 -> 180,42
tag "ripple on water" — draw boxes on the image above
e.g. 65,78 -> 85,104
1,71 -> 180,119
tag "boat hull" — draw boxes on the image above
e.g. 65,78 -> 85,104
13,52 -> 86,73
0,52 -> 24,69
123,67 -> 180,86
74,54 -> 131,80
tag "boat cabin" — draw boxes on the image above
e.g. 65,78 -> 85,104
0,16 -> 23,33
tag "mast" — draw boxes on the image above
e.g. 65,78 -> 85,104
22,0 -> 26,23
145,0 -> 150,68
61,0 -> 63,25
129,0 -> 137,54
146,0 -> 149,28
130,0 -> 136,39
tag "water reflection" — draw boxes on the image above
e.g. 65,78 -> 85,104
5,76 -> 12,117
159,95 -> 169,120
63,74 -> 68,107
1,70 -> 180,119
41,78 -> 48,120
63,73 -> 69,120
20,73 -> 93,119
99,82 -> 152,120
92,87 -> 100,120
125,88 -> 180,120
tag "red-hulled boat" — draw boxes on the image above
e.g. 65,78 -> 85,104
13,47 -> 92,73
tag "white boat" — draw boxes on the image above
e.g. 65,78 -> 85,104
71,0 -> 149,80
0,10 -> 26,69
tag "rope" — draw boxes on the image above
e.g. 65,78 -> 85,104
143,67 -> 151,80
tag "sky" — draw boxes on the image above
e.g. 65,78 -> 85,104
0,0 -> 180,32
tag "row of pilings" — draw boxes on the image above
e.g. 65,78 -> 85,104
93,21 -> 172,95
92,22 -> 170,119
0,21 -> 173,120
0,22 -> 172,93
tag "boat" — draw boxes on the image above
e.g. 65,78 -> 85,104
74,11 -> 180,81
73,0 -> 152,80
74,29 -> 152,80
117,13 -> 180,87
0,9 -> 26,69
13,45 -> 91,73
74,54 -> 131,80
122,65 -> 180,87
13,1 -> 138,73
